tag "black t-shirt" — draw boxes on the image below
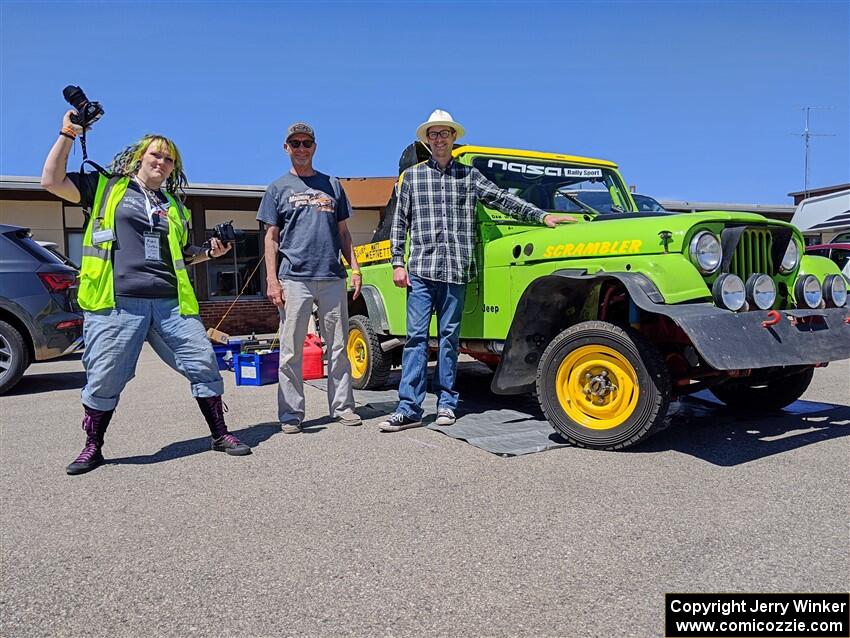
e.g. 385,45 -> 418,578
70,172 -> 179,298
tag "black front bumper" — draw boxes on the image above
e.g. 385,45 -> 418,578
617,274 -> 850,370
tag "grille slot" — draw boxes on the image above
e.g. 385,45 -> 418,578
729,228 -> 773,280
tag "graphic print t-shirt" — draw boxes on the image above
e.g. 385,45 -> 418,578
256,171 -> 351,280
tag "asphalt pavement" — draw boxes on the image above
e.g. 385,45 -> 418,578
1,348 -> 848,637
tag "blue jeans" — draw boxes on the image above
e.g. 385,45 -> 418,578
81,297 -> 223,411
397,274 -> 465,419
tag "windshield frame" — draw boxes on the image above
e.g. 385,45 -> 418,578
464,153 -> 635,218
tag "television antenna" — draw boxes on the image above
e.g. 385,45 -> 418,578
791,106 -> 835,198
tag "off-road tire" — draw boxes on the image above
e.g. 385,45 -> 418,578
709,367 -> 815,412
347,314 -> 392,390
536,320 -> 671,450
0,320 -> 29,395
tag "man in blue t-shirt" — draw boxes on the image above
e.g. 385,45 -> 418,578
257,122 -> 362,432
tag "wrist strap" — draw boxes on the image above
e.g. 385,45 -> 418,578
60,126 -> 78,140
351,269 -> 362,275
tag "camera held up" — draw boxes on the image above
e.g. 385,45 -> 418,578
63,85 -> 104,128
213,220 -> 239,244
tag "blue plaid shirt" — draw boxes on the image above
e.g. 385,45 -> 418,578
390,158 -> 548,284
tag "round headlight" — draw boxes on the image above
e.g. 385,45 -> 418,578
689,231 -> 722,274
823,274 -> 848,308
745,273 -> 777,311
794,274 -> 822,309
780,240 -> 800,274
712,273 -> 746,311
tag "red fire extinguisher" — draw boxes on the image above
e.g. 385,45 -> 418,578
302,333 -> 324,380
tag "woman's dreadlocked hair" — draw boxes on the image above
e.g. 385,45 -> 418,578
108,134 -> 188,201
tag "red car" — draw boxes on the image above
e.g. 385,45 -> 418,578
806,242 -> 850,283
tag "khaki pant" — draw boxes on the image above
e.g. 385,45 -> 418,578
277,278 -> 354,424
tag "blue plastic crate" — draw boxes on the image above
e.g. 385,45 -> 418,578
212,339 -> 243,371
234,351 -> 279,386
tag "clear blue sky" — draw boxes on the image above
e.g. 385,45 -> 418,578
1,1 -> 847,204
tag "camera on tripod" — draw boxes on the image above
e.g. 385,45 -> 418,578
63,85 -> 104,128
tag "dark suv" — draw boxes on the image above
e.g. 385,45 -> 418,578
0,224 -> 83,394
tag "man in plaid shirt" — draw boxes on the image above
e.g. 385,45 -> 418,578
379,110 -> 575,432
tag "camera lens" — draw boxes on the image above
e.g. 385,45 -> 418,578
63,85 -> 89,111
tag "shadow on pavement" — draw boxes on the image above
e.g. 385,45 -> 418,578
8,370 -> 87,395
631,395 -> 850,466
107,422 -> 283,465
315,361 -> 850,464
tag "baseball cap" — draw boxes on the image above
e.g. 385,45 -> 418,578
286,122 -> 315,141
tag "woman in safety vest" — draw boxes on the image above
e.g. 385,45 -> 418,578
41,110 -> 251,475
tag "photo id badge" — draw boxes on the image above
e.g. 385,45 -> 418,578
92,229 -> 116,245
143,232 -> 161,261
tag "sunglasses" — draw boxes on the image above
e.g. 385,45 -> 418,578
288,139 -> 314,149
427,129 -> 454,140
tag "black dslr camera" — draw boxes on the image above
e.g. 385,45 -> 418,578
63,85 -> 105,128
213,220 -> 239,243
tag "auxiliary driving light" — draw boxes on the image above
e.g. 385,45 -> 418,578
712,273 -> 746,311
794,275 -> 822,309
689,231 -> 722,274
823,274 -> 848,308
745,273 -> 777,311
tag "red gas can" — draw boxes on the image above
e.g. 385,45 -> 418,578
302,333 -> 325,380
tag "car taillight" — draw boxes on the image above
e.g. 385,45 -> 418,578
38,272 -> 76,293
55,319 -> 83,330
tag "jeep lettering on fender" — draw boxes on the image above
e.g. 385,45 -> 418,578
344,143 -> 850,450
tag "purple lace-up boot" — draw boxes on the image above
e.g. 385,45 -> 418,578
196,396 -> 251,456
66,406 -> 114,475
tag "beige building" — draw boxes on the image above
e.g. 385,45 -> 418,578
1,175 -> 395,334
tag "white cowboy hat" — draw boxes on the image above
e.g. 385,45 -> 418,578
415,109 -> 465,145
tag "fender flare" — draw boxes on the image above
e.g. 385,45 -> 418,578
357,285 -> 390,334
492,270 -> 666,395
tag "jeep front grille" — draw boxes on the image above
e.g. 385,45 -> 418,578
729,228 -> 774,280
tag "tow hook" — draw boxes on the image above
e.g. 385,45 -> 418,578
761,310 -> 781,328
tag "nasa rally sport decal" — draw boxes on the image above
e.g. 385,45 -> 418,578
485,158 -> 602,178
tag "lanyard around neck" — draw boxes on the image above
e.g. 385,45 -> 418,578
134,177 -> 166,230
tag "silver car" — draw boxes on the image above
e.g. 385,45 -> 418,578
0,224 -> 83,394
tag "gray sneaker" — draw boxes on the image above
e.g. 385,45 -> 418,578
335,410 -> 362,427
435,407 -> 456,426
280,422 -> 302,434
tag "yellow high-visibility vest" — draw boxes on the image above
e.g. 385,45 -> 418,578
77,174 -> 199,315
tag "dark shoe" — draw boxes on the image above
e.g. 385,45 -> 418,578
280,422 -> 302,434
435,407 -> 456,426
66,442 -> 104,475
335,410 -> 362,427
212,433 -> 251,456
66,406 -> 113,476
378,412 -> 422,432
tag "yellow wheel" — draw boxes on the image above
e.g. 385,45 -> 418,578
347,315 -> 391,389
554,345 -> 639,430
348,328 -> 369,381
537,321 -> 670,450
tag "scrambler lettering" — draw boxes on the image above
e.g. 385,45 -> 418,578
543,240 -> 642,258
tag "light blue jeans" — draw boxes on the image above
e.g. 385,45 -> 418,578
397,274 -> 465,420
81,297 -> 223,411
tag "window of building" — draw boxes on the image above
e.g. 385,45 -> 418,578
65,230 -> 84,267
205,229 -> 264,298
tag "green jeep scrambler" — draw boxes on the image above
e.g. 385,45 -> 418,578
345,143 -> 850,450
